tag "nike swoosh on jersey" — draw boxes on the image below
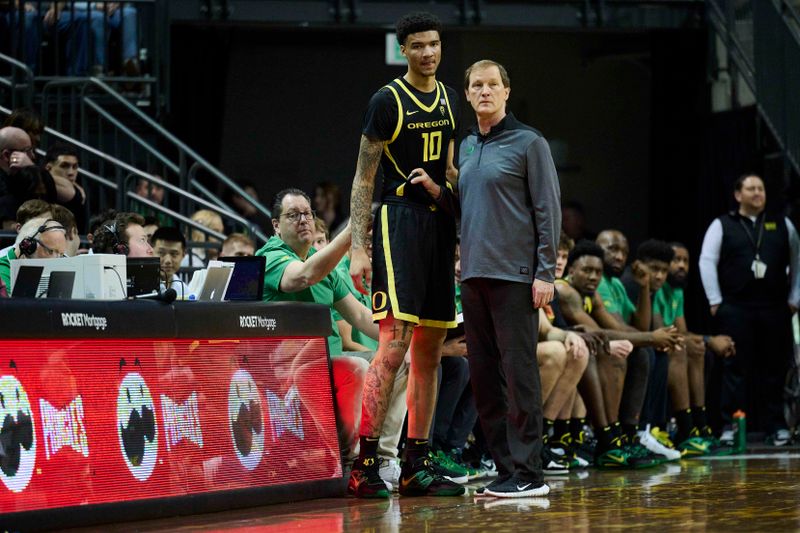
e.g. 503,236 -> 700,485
406,110 -> 419,116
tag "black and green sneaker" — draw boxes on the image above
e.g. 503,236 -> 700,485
430,449 -> 469,484
347,457 -> 390,499
399,455 -> 466,497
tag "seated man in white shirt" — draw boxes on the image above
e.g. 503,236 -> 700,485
151,226 -> 189,297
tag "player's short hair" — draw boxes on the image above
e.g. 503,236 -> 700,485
92,212 -> 144,253
567,240 -> 604,269
16,199 -> 51,225
396,11 -> 442,45
464,59 -> 511,90
636,239 -> 674,264
734,172 -> 762,192
151,226 -> 186,250
558,230 -> 575,253
314,217 -> 330,240
222,232 -> 255,251
271,188 -> 311,220
668,241 -> 688,253
44,142 -> 79,166
50,204 -> 77,236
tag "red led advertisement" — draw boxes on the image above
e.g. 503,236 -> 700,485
0,337 -> 341,515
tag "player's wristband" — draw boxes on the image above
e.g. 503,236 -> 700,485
702,335 -> 711,346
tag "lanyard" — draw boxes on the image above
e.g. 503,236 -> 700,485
738,216 -> 765,258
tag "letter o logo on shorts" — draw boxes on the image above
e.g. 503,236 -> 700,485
372,291 -> 388,312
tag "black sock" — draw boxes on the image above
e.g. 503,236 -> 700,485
405,437 -> 430,464
554,419 -> 570,443
570,417 -> 587,441
674,408 -> 693,443
596,425 -> 615,453
543,418 -> 555,443
622,423 -> 639,443
358,436 -> 380,467
692,405 -> 708,432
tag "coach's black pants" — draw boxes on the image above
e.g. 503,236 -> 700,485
462,278 -> 543,483
716,302 -> 793,433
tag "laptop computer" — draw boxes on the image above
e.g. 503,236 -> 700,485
197,266 -> 234,302
47,271 -> 76,299
219,256 -> 266,301
126,257 -> 161,298
11,265 -> 44,298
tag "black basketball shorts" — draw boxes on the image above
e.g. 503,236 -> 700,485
371,202 -> 457,328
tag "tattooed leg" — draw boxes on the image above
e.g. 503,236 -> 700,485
406,325 -> 447,439
360,313 -> 413,437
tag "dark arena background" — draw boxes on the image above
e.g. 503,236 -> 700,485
1,0 -> 799,531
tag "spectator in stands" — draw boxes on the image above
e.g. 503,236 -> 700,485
3,108 -> 44,151
0,126 -> 57,229
0,217 -> 67,290
220,232 -> 255,257
257,189 -> 378,473
131,176 -> 171,226
44,142 -> 86,232
50,203 -> 79,257
85,207 -> 116,249
228,179 -> 267,235
91,211 -> 152,258
142,215 -> 159,244
699,173 -> 799,446
562,200 -> 596,242
183,209 -> 224,267
43,1 -> 139,77
5,199 -> 51,239
0,3 -> 41,72
313,181 -> 345,235
151,226 -> 188,298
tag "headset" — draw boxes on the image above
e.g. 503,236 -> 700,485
18,220 -> 67,257
103,221 -> 130,256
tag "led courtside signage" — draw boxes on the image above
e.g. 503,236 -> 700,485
0,337 -> 340,515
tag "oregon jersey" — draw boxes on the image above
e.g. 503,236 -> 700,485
362,77 -> 458,207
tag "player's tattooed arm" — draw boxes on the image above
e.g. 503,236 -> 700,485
351,135 -> 384,250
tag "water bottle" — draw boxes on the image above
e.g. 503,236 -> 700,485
733,410 -> 747,453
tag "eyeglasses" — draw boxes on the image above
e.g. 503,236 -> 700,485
280,210 -> 316,223
35,239 -> 67,258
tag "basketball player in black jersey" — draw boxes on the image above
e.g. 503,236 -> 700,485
347,12 -> 463,498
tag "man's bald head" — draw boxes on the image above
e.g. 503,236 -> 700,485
0,127 -> 33,172
0,127 -> 31,150
596,229 -> 629,277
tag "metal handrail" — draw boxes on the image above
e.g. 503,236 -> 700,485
39,77 -> 270,231
0,52 -> 34,108
41,77 -> 270,218
706,0 -> 757,92
0,103 -> 263,241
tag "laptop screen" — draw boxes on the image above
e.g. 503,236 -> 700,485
126,257 -> 161,298
11,265 -> 44,298
47,271 -> 76,299
219,256 -> 266,301
198,266 -> 234,302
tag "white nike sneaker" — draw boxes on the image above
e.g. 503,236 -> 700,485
379,458 -> 401,492
638,427 -> 681,461
485,476 -> 550,498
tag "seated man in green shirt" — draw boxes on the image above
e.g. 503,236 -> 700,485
0,216 -> 67,290
257,189 -> 381,484
557,240 -> 683,468
596,229 -> 664,457
661,242 -> 735,454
